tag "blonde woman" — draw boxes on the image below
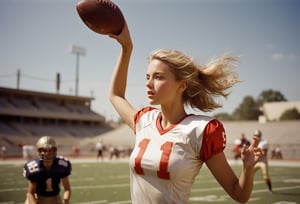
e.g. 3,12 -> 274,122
108,23 -> 263,204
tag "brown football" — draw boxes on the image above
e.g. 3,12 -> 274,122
76,0 -> 125,35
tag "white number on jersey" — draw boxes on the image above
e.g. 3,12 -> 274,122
26,160 -> 39,174
45,178 -> 53,192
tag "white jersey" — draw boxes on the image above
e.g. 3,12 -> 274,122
258,140 -> 268,150
258,139 -> 269,163
96,141 -> 103,150
129,107 -> 226,204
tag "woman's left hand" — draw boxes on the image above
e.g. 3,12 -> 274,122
241,136 -> 263,168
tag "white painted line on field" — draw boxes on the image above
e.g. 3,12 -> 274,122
108,201 -> 132,204
252,185 -> 300,193
0,183 -> 130,193
0,187 -> 26,192
191,187 -> 223,192
283,179 -> 300,183
191,185 -> 300,202
189,195 -> 226,201
72,183 -> 130,190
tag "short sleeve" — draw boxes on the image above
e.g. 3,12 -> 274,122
133,106 -> 157,134
199,119 -> 226,162
134,107 -> 156,123
63,160 -> 72,178
23,159 -> 40,181
57,157 -> 72,178
259,140 -> 269,150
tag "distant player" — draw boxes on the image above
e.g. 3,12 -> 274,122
96,140 -> 104,160
232,133 -> 251,160
253,130 -> 273,192
23,136 -> 72,204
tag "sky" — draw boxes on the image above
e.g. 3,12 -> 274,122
0,0 -> 299,121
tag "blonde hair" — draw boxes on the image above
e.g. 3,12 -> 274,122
148,49 -> 240,112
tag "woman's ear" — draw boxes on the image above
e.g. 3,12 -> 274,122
178,80 -> 187,93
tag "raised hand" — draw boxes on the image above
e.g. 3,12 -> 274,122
108,22 -> 133,50
241,136 -> 263,168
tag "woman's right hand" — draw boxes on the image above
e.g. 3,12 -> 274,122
109,22 -> 133,50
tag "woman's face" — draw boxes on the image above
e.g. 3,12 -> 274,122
146,59 -> 183,106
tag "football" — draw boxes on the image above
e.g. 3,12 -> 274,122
76,0 -> 125,35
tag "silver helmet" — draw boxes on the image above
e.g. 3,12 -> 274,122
253,129 -> 262,137
36,136 -> 57,161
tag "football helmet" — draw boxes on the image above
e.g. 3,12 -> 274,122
36,136 -> 57,161
253,129 -> 262,137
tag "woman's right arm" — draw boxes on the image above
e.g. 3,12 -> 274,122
108,23 -> 137,129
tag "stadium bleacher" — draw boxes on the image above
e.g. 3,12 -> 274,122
0,87 -> 113,157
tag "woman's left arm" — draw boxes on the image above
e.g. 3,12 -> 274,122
205,136 -> 261,203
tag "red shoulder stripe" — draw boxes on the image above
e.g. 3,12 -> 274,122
133,106 -> 156,133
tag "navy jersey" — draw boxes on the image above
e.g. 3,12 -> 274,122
23,156 -> 71,197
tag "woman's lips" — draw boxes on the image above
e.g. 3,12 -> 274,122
147,90 -> 155,98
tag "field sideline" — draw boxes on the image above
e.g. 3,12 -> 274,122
0,158 -> 300,204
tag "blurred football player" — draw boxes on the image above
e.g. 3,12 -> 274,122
253,130 -> 273,192
23,136 -> 72,204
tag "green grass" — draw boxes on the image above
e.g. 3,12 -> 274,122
0,160 -> 300,204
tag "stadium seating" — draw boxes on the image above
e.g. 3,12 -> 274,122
0,87 -> 113,157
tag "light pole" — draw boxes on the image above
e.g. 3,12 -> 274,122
70,44 -> 86,96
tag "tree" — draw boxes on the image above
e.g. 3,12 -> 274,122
257,89 -> 287,107
214,89 -> 288,121
280,108 -> 300,120
232,96 -> 261,120
213,113 -> 233,121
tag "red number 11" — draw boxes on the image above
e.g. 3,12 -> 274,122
134,138 -> 173,180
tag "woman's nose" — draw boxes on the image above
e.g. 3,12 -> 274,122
146,78 -> 153,88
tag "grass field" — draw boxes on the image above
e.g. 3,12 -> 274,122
0,159 -> 300,204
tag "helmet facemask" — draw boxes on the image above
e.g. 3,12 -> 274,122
36,136 -> 57,162
253,129 -> 262,138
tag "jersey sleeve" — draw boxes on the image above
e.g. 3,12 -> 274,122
199,119 -> 226,162
134,106 -> 157,134
259,140 -> 269,150
57,157 -> 72,178
23,159 -> 41,181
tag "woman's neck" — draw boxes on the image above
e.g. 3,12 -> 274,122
160,106 -> 186,129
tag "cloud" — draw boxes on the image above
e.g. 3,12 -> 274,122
271,53 -> 284,61
266,43 -> 299,62
271,52 -> 299,61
